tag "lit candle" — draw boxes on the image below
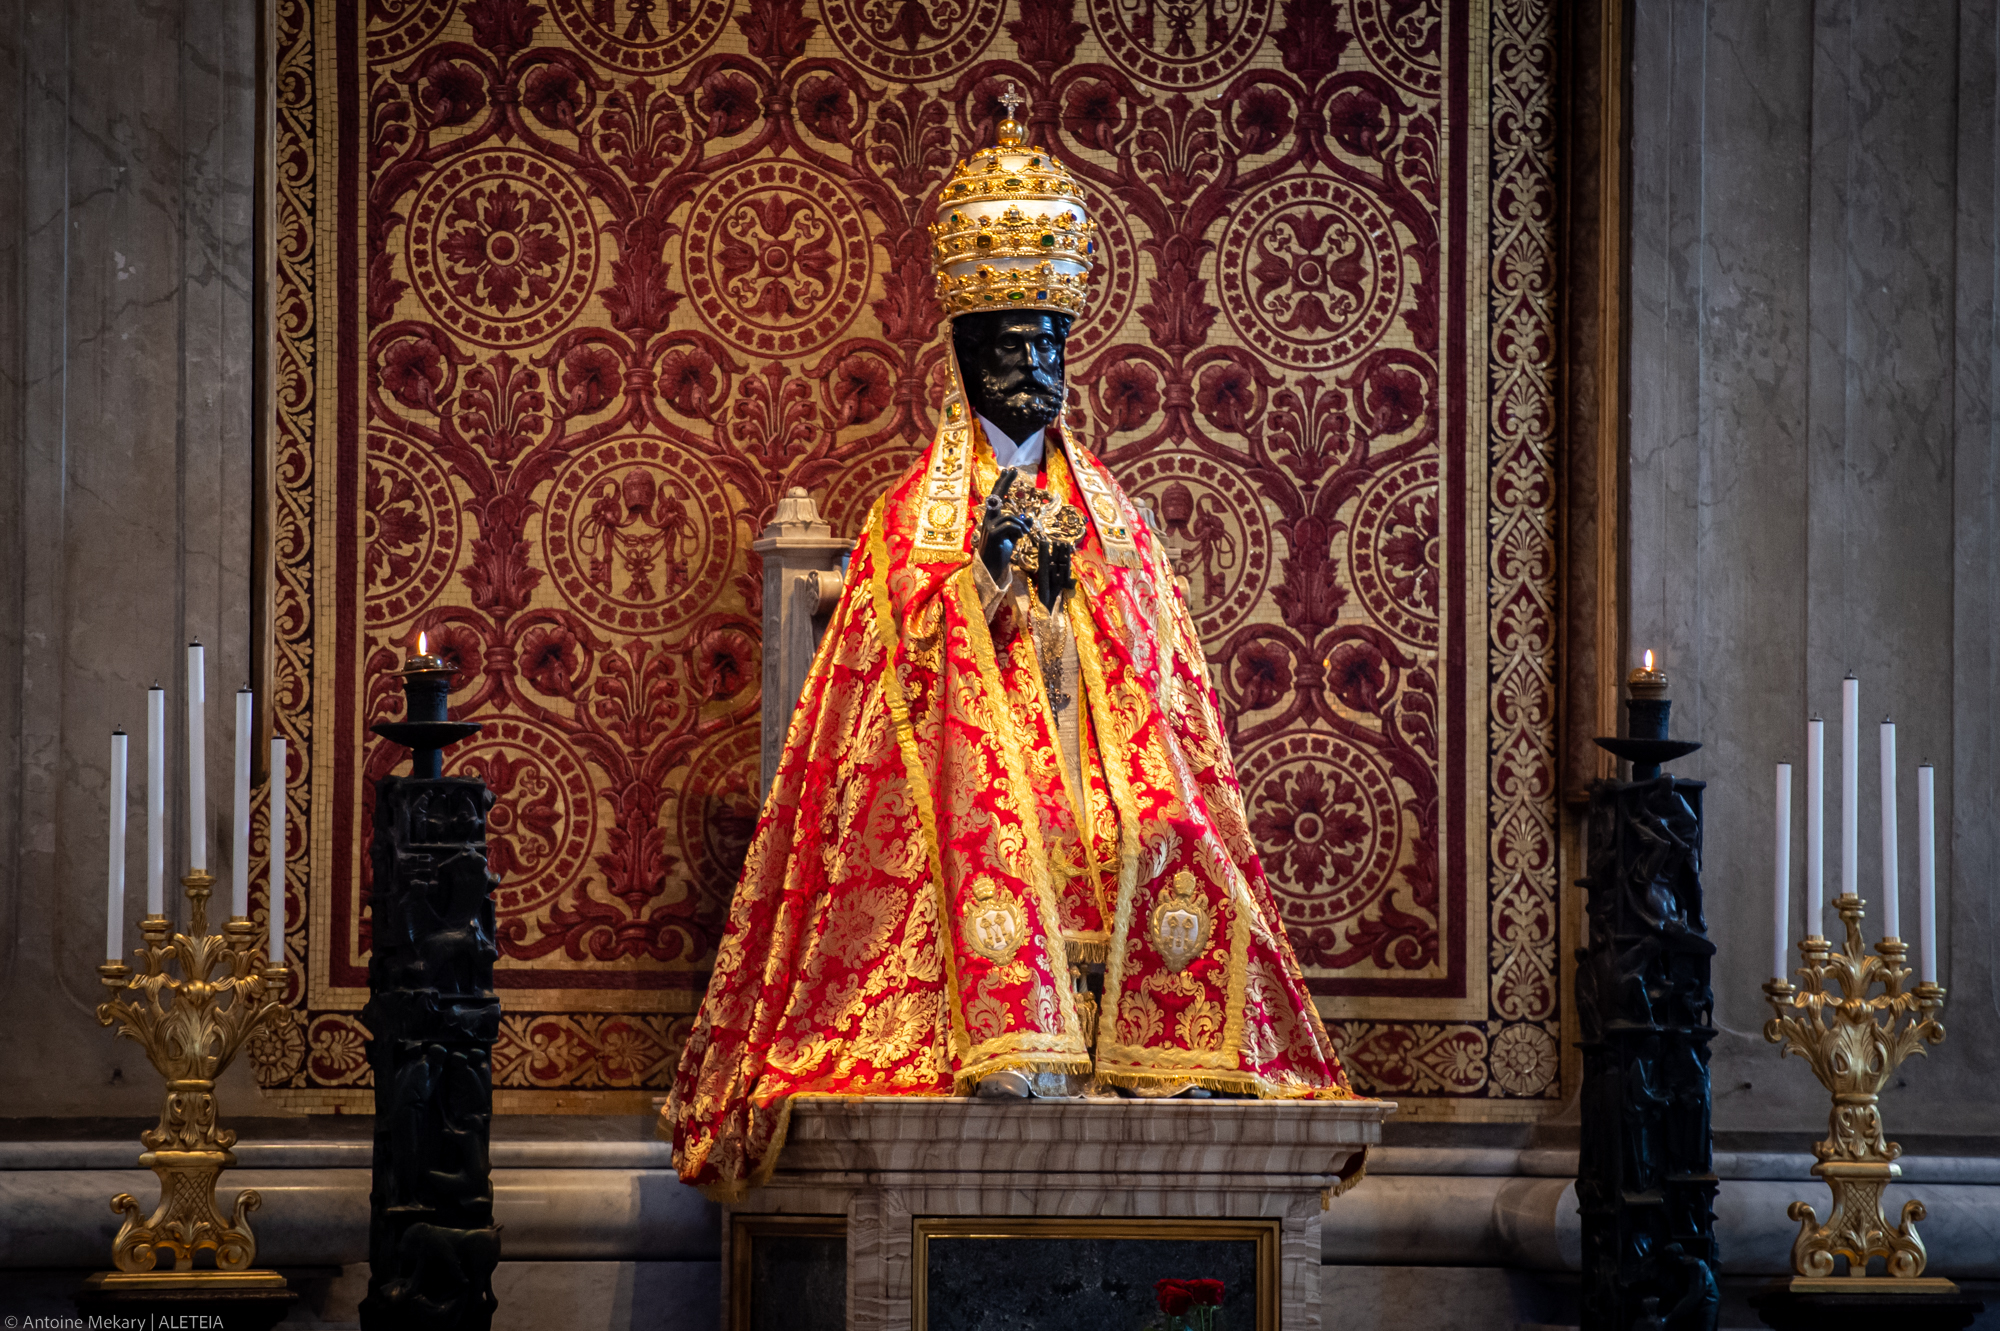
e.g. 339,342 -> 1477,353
1773,762 -> 1792,980
1880,718 -> 1899,940
1841,676 -> 1858,906
107,731 -> 128,960
1917,764 -> 1937,985
187,641 -> 206,872
1805,716 -> 1825,934
269,736 -> 286,964
146,685 -> 165,915
232,689 -> 252,918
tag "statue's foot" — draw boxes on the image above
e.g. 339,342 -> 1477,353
975,1070 -> 1033,1099
1028,1071 -> 1089,1099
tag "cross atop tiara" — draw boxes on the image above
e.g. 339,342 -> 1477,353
998,83 -> 1025,123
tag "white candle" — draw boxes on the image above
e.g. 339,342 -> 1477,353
146,686 -> 165,915
1841,679 -> 1861,912
1773,762 -> 1792,980
187,641 -> 206,872
1880,719 -> 1899,940
107,731 -> 128,960
269,736 -> 286,964
1804,717 -> 1824,934
1917,764 -> 1937,985
232,689 -> 252,918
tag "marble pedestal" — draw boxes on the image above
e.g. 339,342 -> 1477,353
723,1095 -> 1395,1331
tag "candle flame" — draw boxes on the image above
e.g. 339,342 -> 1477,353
1643,649 -> 1654,671
417,630 -> 428,656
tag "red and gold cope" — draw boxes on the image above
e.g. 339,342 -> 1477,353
664,374 -> 1355,1200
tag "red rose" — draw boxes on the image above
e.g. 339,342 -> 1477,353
1186,1278 -> 1225,1307
1155,1279 -> 1193,1316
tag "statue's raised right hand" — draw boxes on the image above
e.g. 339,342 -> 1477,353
979,467 -> 1033,585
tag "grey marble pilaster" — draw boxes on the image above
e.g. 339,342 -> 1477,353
1627,0 -> 2000,1137
0,0 -> 258,1117
1949,0 -> 2000,1135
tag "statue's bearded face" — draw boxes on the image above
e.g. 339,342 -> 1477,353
953,310 -> 1071,446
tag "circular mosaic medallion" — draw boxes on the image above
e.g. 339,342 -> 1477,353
455,714 -> 598,921
544,436 -> 733,635
1064,183 -> 1139,360
820,444 -> 914,544
367,0 -> 454,62
1347,455 -> 1440,648
1236,730 -> 1404,929
1218,174 -> 1404,370
547,0 -> 729,75
1489,1022 -> 1558,1097
1119,449 -> 1270,640
823,0 -> 1002,81
407,150 -> 600,349
675,725 -> 761,936
364,430 -> 461,628
1087,0 -> 1273,89
1351,0 -> 1443,97
683,162 -> 873,357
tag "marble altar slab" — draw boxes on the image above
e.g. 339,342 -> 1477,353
724,1096 -> 1396,1331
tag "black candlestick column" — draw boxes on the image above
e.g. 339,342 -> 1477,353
358,657 -> 497,1331
1577,668 -> 1720,1331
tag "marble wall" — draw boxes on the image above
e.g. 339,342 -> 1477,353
1627,0 -> 2000,1135
0,0 -> 259,1115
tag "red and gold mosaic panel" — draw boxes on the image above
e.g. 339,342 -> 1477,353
253,0 -> 1559,1116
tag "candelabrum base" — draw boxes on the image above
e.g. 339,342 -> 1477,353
94,870 -> 294,1276
84,1270 -> 289,1291
75,1267 -> 297,1331
1764,896 -> 1947,1284
1788,1277 -> 1959,1295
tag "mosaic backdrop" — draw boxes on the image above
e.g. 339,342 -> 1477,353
250,0 -> 1560,1115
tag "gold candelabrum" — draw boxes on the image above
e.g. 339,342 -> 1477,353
1762,892 -> 1952,1293
92,868 -> 291,1289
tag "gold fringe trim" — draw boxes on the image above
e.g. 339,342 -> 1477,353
1323,1146 -> 1370,1209
1062,935 -> 1110,965
952,1052 -> 1095,1093
1091,1067 -> 1272,1098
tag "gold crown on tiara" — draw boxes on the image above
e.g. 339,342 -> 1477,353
930,84 -> 1098,320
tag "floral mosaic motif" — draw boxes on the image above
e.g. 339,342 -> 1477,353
1218,176 -> 1404,368
1249,767 -> 1371,887
492,1013 -> 696,1087
267,0 -> 1562,1111
1330,1020 -> 1489,1095
438,183 -> 570,315
406,151 -> 600,347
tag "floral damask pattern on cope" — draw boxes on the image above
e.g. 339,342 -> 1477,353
257,0 -> 1560,1113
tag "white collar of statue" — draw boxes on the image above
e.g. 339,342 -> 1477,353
978,415 -> 1045,471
